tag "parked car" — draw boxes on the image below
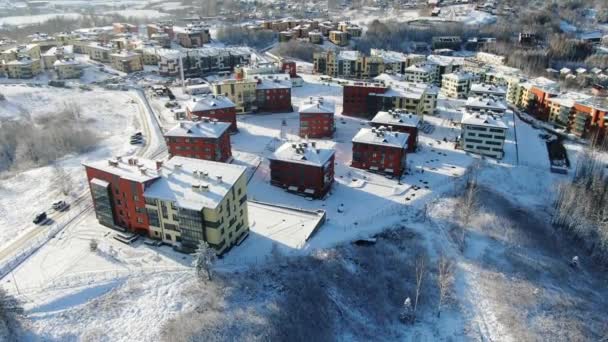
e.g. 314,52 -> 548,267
52,200 -> 69,212
33,212 -> 47,225
130,138 -> 143,145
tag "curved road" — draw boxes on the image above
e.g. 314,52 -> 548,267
0,87 -> 167,278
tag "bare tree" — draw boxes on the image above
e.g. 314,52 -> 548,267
192,241 -> 217,282
53,165 -> 73,196
436,255 -> 454,318
413,254 -> 427,318
455,163 -> 479,251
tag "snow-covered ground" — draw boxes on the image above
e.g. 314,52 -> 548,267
102,9 -> 169,19
1,68 -> 596,341
0,84 -> 143,251
0,13 -> 82,27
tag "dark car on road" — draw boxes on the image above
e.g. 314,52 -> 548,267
33,212 -> 47,225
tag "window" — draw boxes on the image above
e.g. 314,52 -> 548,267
133,195 -> 139,201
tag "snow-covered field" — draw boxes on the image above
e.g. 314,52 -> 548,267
0,84 -> 143,251
102,9 -> 169,19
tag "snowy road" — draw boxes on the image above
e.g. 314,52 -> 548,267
0,88 -> 167,279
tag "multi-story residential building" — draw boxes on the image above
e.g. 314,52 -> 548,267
110,51 -> 143,73
370,110 -> 420,152
27,33 -> 57,52
299,97 -> 335,138
146,22 -> 174,39
84,156 -> 249,253
342,82 -> 388,117
329,30 -> 349,46
507,77 -> 559,120
309,31 -> 323,44
427,54 -> 465,83
432,36 -> 462,50
352,126 -> 409,177
41,45 -> 74,69
150,33 -> 171,48
138,47 -> 160,65
343,80 -> 438,118
269,141 -> 335,199
460,111 -> 507,159
157,47 -> 252,77
315,49 -> 426,79
212,78 -> 258,113
1,44 -> 41,62
469,83 -> 507,99
404,63 -> 436,84
165,120 -> 232,162
547,92 -> 591,132
441,72 -> 474,98
255,77 -> 293,112
371,82 -> 438,116
465,96 -> 507,115
186,94 -> 238,132
53,58 -> 83,79
338,21 -> 362,38
87,42 -> 112,63
4,57 -> 42,78
175,23 -> 211,48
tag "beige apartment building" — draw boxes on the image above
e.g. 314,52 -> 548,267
441,72 -> 474,98
110,51 -> 143,73
212,79 -> 258,113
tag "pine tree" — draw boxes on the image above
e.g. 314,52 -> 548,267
192,241 -> 217,282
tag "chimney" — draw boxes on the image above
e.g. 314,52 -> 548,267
156,160 -> 163,170
216,175 -> 223,183
140,168 -> 147,175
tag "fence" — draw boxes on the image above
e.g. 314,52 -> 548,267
0,197 -> 93,282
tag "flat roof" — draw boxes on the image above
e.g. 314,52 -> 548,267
371,110 -> 421,128
352,127 -> 409,148
461,110 -> 508,129
465,96 -> 507,111
144,156 -> 247,211
270,141 -> 335,167
164,120 -> 230,139
470,83 -> 506,94
187,95 -> 235,112
83,157 -> 160,183
299,97 -> 335,114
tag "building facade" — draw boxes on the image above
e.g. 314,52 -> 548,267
351,127 -> 409,177
460,111 -> 507,159
165,120 -> 232,162
269,142 -> 335,198
186,95 -> 238,132
370,110 -> 420,152
299,97 -> 335,138
441,72 -> 474,98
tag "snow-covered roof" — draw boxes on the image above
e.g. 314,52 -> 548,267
547,92 -> 590,108
270,141 -> 335,167
381,81 -> 438,99
299,97 -> 334,114
53,58 -> 81,66
352,127 -> 409,149
110,50 -> 140,59
470,83 -> 506,95
144,156 -> 247,211
338,50 -> 361,61
164,120 -> 230,139
83,157 -> 160,183
461,111 -> 507,129
373,73 -> 405,84
255,78 -> 291,90
465,96 -> 507,112
187,95 -> 235,112
371,110 -> 421,128
559,67 -> 571,74
405,63 -> 434,74
443,72 -> 474,82
427,54 -> 465,67
42,45 -> 73,57
523,77 -> 559,93
369,49 -> 409,63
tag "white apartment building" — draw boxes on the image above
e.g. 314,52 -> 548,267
460,110 -> 508,159
441,72 -> 474,98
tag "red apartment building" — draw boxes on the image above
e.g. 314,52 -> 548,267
370,110 -> 420,152
255,78 -> 292,112
342,82 -> 387,118
573,98 -> 608,139
269,142 -> 335,198
351,126 -> 409,177
299,97 -> 335,138
164,120 -> 232,162
186,94 -> 238,132
83,157 -> 160,234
